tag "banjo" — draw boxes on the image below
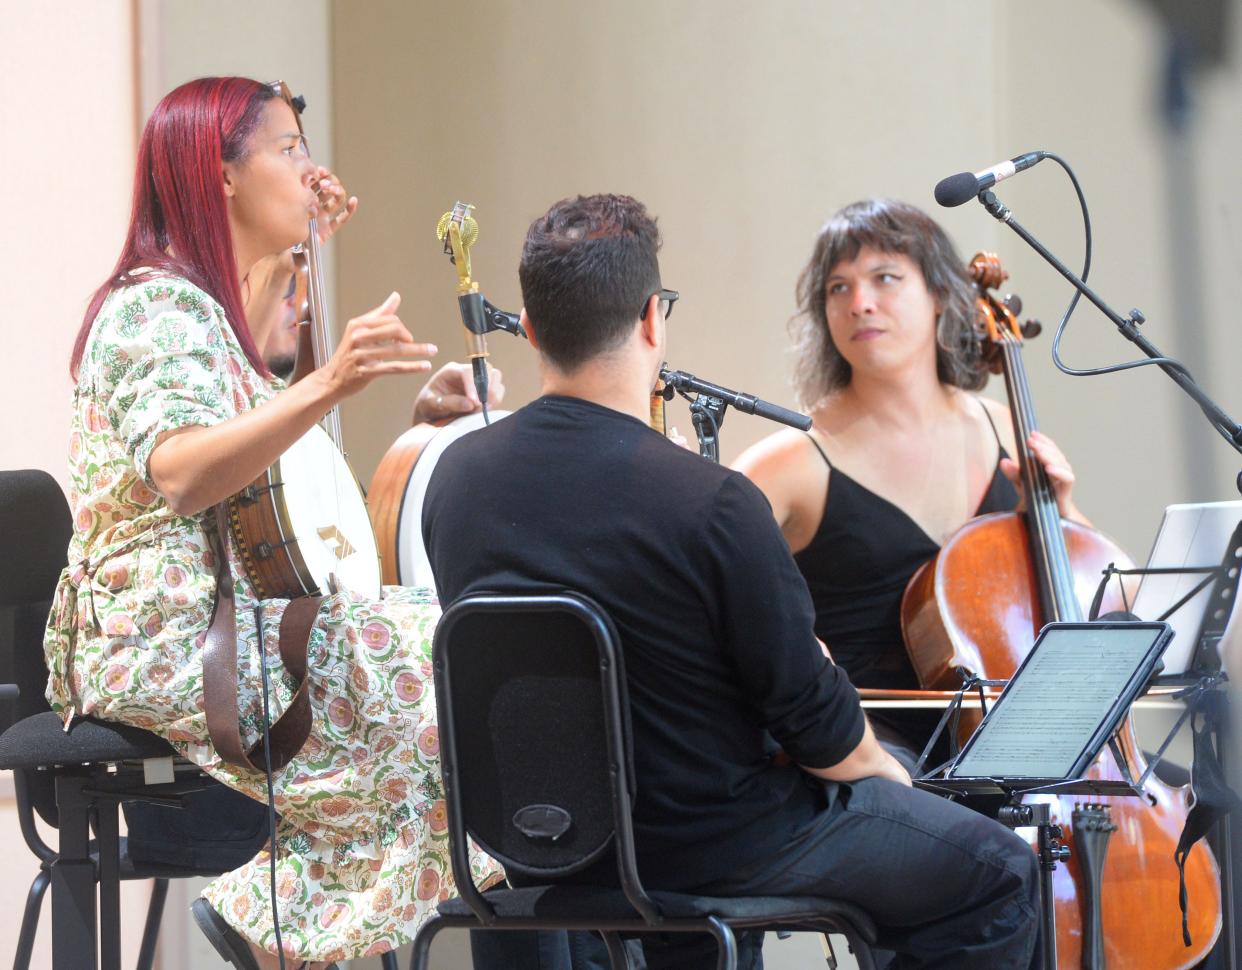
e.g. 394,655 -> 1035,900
227,83 -> 382,602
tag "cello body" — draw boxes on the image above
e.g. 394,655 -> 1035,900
902,513 -> 1130,692
369,412 -> 510,587
901,253 -> 1220,968
902,513 -> 1222,968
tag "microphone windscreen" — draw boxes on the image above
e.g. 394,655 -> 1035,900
934,172 -> 980,208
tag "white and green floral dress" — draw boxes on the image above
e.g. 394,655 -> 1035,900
44,275 -> 499,963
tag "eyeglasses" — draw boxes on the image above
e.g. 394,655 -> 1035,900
268,80 -> 308,130
643,288 -> 679,321
268,80 -> 312,158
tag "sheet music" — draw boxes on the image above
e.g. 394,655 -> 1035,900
1131,502 -> 1242,674
951,626 -> 1166,779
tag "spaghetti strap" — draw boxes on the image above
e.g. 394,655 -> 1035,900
805,432 -> 833,469
977,397 -> 1005,451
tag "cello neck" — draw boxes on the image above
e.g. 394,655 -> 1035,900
999,335 -> 1080,623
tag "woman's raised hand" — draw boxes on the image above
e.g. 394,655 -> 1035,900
311,166 -> 358,244
315,293 -> 436,402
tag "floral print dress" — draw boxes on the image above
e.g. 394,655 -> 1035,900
43,276 -> 499,962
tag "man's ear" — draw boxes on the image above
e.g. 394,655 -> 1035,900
638,293 -> 661,348
519,308 -> 539,349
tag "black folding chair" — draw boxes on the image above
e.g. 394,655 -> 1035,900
0,469 -> 237,970
411,591 -> 877,970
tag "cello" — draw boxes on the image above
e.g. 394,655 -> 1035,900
901,253 -> 1221,968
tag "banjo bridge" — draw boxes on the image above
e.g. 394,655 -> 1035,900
317,525 -> 358,560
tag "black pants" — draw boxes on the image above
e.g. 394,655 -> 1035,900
123,782 -> 269,870
473,777 -> 1040,970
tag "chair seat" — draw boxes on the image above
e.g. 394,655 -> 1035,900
438,885 -> 878,942
0,711 -> 178,770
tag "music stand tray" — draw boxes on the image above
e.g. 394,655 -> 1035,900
913,621 -> 1173,970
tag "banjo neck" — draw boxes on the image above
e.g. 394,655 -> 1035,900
301,224 -> 346,452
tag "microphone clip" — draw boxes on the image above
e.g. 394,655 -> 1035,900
458,292 -> 527,340
978,190 -> 1012,223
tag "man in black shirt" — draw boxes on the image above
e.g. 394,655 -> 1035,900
423,194 -> 1039,969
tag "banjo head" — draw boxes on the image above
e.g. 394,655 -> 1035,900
275,424 -> 382,600
395,410 -> 510,587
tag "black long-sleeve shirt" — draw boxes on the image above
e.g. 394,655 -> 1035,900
423,395 -> 865,890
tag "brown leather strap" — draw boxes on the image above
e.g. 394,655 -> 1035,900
246,595 -> 321,772
203,502 -> 321,772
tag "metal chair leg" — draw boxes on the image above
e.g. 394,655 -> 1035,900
13,867 -> 50,970
95,800 -> 122,970
409,914 -> 447,970
379,950 -> 399,969
847,931 -> 878,970
600,931 -> 631,970
136,878 -> 169,970
50,773 -> 97,970
705,916 -> 738,970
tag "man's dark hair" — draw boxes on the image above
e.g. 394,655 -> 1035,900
519,194 -> 661,371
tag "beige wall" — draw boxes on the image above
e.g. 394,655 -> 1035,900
4,1 -> 1240,968
0,4 -> 153,966
333,0 -> 1242,560
0,0 -> 138,490
994,1 -> 1242,555
331,0 -> 1003,515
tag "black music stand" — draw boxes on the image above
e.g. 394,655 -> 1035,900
1087,526 -> 1242,970
914,621 -> 1174,970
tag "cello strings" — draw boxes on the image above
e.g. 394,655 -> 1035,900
1006,334 -> 1077,620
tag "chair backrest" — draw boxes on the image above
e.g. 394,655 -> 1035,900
433,591 -> 658,919
0,469 -> 73,825
0,469 -> 71,728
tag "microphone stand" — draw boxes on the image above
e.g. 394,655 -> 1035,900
974,186 -> 1241,969
457,300 -> 813,464
974,188 -> 1242,465
658,367 -> 811,463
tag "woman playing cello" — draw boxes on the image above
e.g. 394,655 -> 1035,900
736,197 -> 1223,968
734,197 -> 1087,767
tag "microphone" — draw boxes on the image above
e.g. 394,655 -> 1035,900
436,203 -> 491,417
934,151 -> 1049,208
659,368 -> 812,431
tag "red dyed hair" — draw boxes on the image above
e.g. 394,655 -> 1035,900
71,77 -> 277,379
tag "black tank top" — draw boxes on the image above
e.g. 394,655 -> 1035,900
793,403 -> 1019,692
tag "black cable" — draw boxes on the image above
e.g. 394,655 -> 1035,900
1043,152 -> 1193,381
472,357 -> 491,427
255,604 -> 288,970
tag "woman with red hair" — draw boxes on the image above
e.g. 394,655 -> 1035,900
45,76 -> 499,969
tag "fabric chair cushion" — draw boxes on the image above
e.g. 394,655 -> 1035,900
444,607 -> 620,875
0,711 -> 177,770
0,470 -> 72,606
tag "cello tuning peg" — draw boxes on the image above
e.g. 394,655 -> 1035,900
1002,293 -> 1023,316
1021,319 -> 1042,339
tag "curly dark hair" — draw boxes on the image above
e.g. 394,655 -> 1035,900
519,194 -> 661,372
789,198 -> 985,407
